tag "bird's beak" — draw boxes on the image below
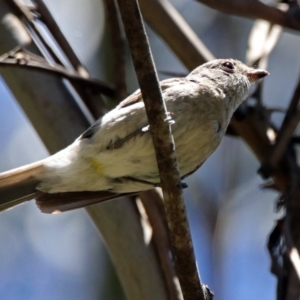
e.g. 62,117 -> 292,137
247,69 -> 269,83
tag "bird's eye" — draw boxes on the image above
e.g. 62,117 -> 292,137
221,62 -> 234,73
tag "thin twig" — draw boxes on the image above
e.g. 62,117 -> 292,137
116,0 -> 208,299
6,0 -> 107,119
30,0 -> 107,118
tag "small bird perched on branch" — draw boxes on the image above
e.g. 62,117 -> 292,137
0,59 -> 268,214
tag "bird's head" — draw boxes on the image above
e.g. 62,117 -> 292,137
187,59 -> 269,104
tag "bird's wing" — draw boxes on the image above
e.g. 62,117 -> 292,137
78,77 -> 187,141
117,77 -> 187,109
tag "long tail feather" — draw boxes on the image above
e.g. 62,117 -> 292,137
0,161 -> 44,212
0,161 -> 142,214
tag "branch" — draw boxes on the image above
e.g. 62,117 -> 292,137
33,0 -> 89,76
6,0 -> 62,64
116,1 -> 209,299
31,0 -> 108,119
284,154 -> 300,299
5,0 -> 108,119
197,0 -> 300,32
139,0 -> 214,70
0,47 -> 116,97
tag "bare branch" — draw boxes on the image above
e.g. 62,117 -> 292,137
33,0 -> 89,76
31,0 -> 108,119
6,0 -> 62,64
197,0 -> 300,32
5,0 -> 108,119
116,1 -> 209,299
0,47 -> 116,97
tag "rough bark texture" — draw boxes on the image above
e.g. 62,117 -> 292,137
117,0 -> 207,299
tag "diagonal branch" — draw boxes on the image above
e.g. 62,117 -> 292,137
33,0 -> 89,76
0,47 -> 116,97
139,0 -> 214,70
6,0 -> 61,64
116,0 -> 209,299
5,0 -> 108,119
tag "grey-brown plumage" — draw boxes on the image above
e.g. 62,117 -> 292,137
0,59 -> 269,213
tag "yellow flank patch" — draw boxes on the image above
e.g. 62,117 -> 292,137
91,158 -> 105,174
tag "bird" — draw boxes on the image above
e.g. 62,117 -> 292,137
0,59 -> 269,214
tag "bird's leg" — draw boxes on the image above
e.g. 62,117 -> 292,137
107,126 -> 149,150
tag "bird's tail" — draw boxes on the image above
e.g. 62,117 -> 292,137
0,161 -> 140,214
0,161 -> 45,212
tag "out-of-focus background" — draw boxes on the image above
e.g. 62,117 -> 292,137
0,0 -> 298,299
